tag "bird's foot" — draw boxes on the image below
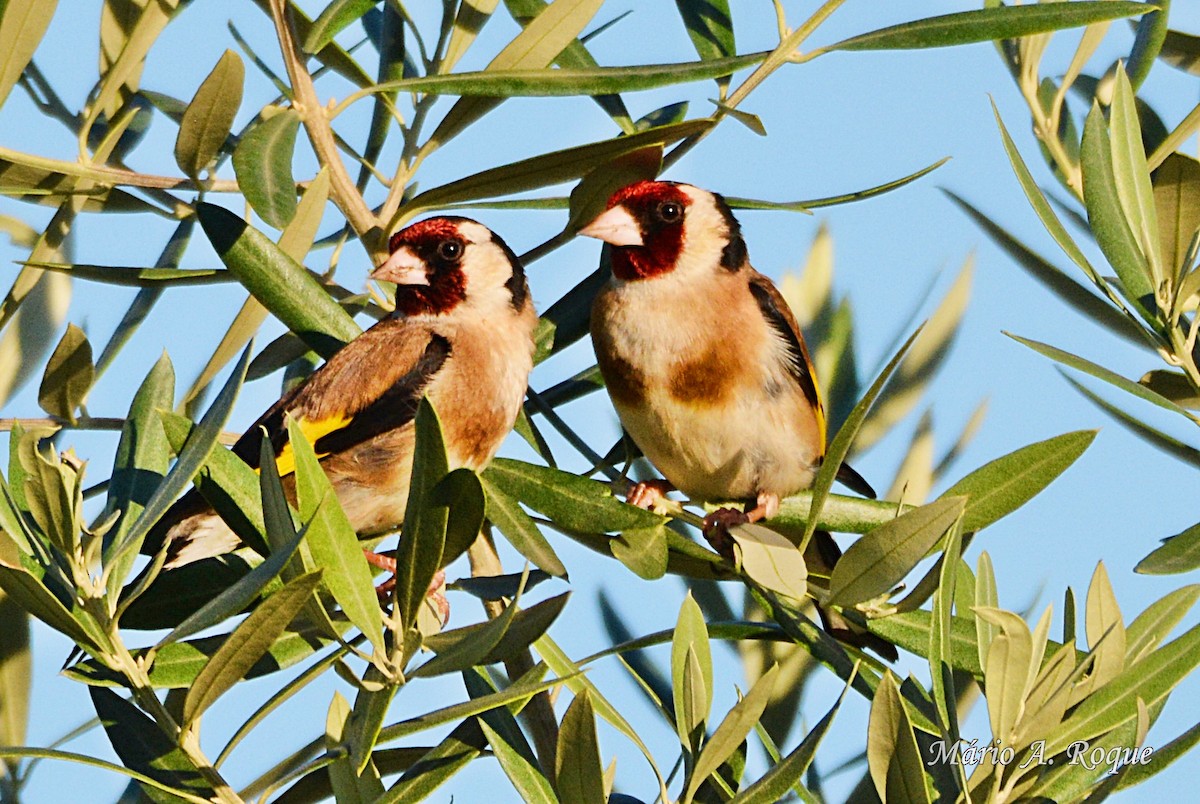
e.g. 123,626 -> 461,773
701,494 -> 780,560
363,549 -> 449,624
626,479 -> 675,511
701,508 -> 749,560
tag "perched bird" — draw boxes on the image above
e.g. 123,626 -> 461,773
580,180 -> 892,658
146,217 -> 537,590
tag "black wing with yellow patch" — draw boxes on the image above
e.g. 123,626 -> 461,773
233,334 -> 452,477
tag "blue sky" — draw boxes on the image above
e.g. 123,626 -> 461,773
3,1 -> 1200,800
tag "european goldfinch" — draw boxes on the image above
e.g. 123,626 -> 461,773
581,180 -> 891,657
147,217 -> 537,574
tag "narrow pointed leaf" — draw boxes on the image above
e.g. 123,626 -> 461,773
182,570 -> 321,724
197,202 -> 361,358
1081,101 -> 1156,317
1137,523 -> 1200,575
111,345 -> 253,567
685,664 -> 778,804
828,496 -> 964,608
37,323 -> 93,422
232,109 -> 300,229
0,1 -> 58,111
426,0 -> 606,149
556,691 -> 604,804
396,399 -> 449,631
941,430 -> 1096,532
103,354 -> 173,595
828,3 -> 1155,52
731,523 -> 807,600
480,476 -> 567,577
303,0 -> 376,53
175,50 -> 244,178
90,687 -> 217,801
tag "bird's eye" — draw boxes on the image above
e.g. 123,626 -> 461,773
436,239 -> 463,262
657,201 -> 683,223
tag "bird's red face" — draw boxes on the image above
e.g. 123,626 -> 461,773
580,180 -> 692,281
374,218 -> 469,316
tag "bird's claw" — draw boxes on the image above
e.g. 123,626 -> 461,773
626,479 -> 674,511
701,507 -> 749,560
365,550 -> 450,624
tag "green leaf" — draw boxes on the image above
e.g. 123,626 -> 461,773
945,190 -> 1147,345
381,51 -> 767,100
1007,334 -> 1194,422
377,719 -> 488,803
555,690 -> 604,804
503,0 -> 632,131
1109,65 -> 1162,281
930,518 -> 964,733
110,345 -> 253,567
730,674 -> 846,803
827,2 -> 1156,52
423,591 -> 568,670
1127,1 -> 1170,89
102,353 -> 173,596
941,430 -> 1096,533
1137,522 -> 1200,575
976,607 -> 1033,744
829,496 -> 965,608
232,108 -> 300,230
196,202 -> 361,358
0,155 -> 158,213
485,459 -> 663,534
1085,562 -> 1126,690
156,411 -> 270,563
303,0 -> 376,53
288,417 -> 383,651
1126,584 -> 1200,662
406,118 -> 712,213
685,664 -> 777,804
437,467 -> 487,568
0,0 -> 58,112
396,399 -> 449,632
67,618 -> 350,689
37,323 -> 93,423
672,593 -> 713,751
156,524 -> 307,650
1152,153 -> 1200,283
0,589 -> 30,750
731,523 -> 807,600
802,326 -> 923,550
412,572 -> 534,679
425,0 -> 606,150
182,570 -> 321,725
325,690 -> 386,803
675,0 -> 735,88
19,262 -> 232,287
175,50 -> 244,178
246,0 -> 373,88
730,157 -> 949,213
1043,618 -> 1200,756
867,672 -> 931,804
90,686 -> 217,802
0,545 -> 99,651
480,476 -> 567,577
478,720 -> 558,804
1081,101 -> 1156,319
610,523 -> 668,580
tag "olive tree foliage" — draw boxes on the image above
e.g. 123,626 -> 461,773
0,1 -> 1197,802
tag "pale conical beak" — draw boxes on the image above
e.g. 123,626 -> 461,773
371,247 -> 429,285
578,206 -> 643,247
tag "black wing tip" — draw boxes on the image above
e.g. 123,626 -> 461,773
836,461 -> 877,500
